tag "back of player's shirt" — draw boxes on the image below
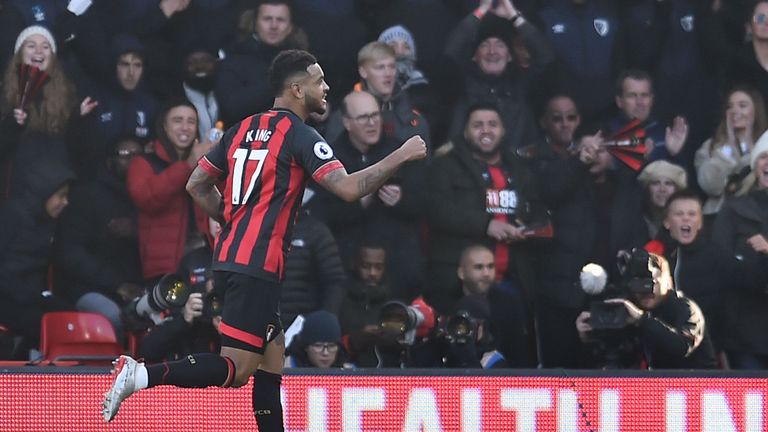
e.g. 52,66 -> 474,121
198,109 -> 342,281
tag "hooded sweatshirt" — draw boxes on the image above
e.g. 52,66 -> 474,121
0,157 -> 74,304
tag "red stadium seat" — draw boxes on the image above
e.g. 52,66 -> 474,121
40,312 -> 124,365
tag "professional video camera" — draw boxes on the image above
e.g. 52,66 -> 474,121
581,248 -> 655,330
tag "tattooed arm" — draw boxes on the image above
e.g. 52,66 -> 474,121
319,135 -> 427,202
186,165 -> 224,224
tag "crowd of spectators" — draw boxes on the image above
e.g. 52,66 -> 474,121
1,0 -> 768,371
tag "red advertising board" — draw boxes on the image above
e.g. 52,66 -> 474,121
0,369 -> 766,431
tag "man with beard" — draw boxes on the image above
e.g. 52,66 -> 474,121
426,102 -> 544,327
180,47 -> 220,141
103,50 -> 426,430
450,245 -> 532,367
337,241 -> 396,367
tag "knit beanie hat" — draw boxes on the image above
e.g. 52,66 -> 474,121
378,25 -> 417,59
751,130 -> 768,171
637,160 -> 688,190
14,25 -> 56,54
300,311 -> 341,346
475,14 -> 514,52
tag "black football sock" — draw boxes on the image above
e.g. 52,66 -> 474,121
146,353 -> 235,388
252,369 -> 284,432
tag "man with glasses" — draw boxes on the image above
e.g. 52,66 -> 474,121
538,94 -> 581,158
314,90 -> 427,303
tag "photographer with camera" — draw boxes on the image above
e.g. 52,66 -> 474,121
130,249 -> 223,363
429,295 -> 509,369
575,249 -> 717,369
338,241 -> 398,367
451,245 -> 529,367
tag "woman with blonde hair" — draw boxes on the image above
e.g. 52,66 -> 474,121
695,85 -> 768,217
0,26 -> 96,196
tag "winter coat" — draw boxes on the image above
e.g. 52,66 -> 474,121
0,157 -> 74,305
313,131 -> 426,302
695,138 -> 752,215
323,81 -> 431,149
214,36 -> 282,126
280,212 -> 346,327
426,138 -> 542,311
665,234 -> 740,349
536,0 -> 624,122
712,190 -> 768,356
54,165 -> 142,302
535,150 -> 648,309
443,12 -> 553,148
126,140 -> 210,280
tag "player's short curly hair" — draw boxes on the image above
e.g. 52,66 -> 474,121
268,49 -> 317,96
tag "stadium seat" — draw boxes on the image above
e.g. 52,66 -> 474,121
39,312 -> 124,365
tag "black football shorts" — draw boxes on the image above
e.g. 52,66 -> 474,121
214,271 -> 283,354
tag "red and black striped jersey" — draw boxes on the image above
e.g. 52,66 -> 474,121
198,109 -> 343,281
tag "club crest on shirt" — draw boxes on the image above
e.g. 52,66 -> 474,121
594,19 -> 609,36
314,141 -> 333,160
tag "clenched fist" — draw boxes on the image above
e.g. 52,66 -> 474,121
400,135 -> 427,161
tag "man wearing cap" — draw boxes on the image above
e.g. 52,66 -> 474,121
443,0 -> 553,149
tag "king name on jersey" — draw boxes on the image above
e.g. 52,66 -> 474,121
245,129 -> 272,143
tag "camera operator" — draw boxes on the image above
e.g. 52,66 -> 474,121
575,251 -> 718,369
339,241 -> 401,367
452,245 -> 530,367
133,249 -> 223,363
420,295 -> 509,369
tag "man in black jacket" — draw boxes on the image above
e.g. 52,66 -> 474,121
0,156 -> 75,354
534,126 -> 648,368
575,251 -> 718,369
426,102 -> 544,316
54,136 -> 144,341
315,90 -> 426,302
215,0 -> 304,126
279,209 -> 346,327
